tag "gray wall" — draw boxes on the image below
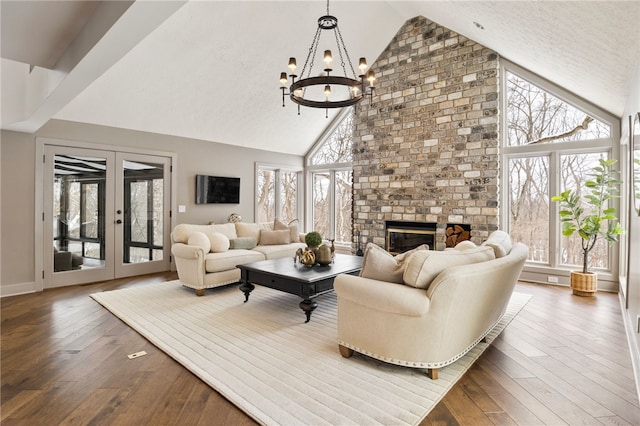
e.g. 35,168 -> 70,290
1,131 -> 36,286
1,120 -> 302,289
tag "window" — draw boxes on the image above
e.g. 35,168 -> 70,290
501,61 -> 619,281
307,109 -> 354,245
559,152 -> 610,269
508,156 -> 549,263
256,165 -> 301,224
507,73 -> 610,146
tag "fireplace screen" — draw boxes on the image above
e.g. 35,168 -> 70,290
386,224 -> 436,254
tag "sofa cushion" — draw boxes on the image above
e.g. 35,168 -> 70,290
482,230 -> 512,258
229,237 -> 258,250
359,243 -> 429,284
209,232 -> 230,253
210,223 -> 238,240
187,231 -> 211,253
274,218 -> 299,243
260,229 -> 290,245
253,242 -> 306,260
235,222 -> 272,241
403,245 -> 495,289
204,250 -> 265,273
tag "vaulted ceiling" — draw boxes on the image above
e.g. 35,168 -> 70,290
2,1 -> 639,156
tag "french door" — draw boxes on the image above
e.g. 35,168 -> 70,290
43,146 -> 171,288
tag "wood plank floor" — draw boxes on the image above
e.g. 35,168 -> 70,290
2,273 -> 639,425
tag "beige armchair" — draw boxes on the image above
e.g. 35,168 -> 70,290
334,241 -> 528,379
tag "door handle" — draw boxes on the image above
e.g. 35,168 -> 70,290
116,219 -> 122,224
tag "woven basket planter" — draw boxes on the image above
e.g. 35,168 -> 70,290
570,271 -> 597,297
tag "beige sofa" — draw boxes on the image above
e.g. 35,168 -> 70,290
171,220 -> 306,296
334,231 -> 528,379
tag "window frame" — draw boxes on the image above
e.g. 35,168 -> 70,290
499,60 -> 620,286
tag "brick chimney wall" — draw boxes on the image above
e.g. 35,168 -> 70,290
352,16 -> 500,251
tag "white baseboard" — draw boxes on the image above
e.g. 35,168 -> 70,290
620,292 -> 640,405
0,281 -> 37,298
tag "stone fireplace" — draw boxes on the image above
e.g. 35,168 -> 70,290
352,16 -> 500,252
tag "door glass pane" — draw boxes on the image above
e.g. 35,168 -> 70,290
335,170 -> 352,244
53,154 -> 106,271
153,179 -> 164,251
82,183 -> 99,239
66,181 -> 81,239
312,172 -> 330,237
123,160 -> 164,264
130,181 -> 148,243
508,156 -> 549,263
559,152 -> 609,269
257,169 -> 275,223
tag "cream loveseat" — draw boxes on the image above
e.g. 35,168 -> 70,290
171,220 -> 306,296
334,231 -> 528,379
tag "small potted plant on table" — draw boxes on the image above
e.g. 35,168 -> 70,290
552,158 -> 624,296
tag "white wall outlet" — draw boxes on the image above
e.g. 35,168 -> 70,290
547,276 -> 559,283
178,205 -> 186,213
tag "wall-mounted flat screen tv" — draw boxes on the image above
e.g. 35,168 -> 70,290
195,175 -> 240,204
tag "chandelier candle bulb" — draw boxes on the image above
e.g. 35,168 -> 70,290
367,70 -> 376,86
324,50 -> 333,68
359,57 -> 367,72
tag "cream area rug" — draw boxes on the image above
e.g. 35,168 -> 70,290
91,281 -> 531,426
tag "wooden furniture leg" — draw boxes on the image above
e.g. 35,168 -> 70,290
195,288 -> 205,297
427,368 -> 438,380
339,344 -> 354,358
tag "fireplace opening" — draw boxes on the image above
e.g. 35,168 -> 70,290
385,221 -> 436,254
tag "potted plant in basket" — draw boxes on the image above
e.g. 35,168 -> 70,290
551,158 -> 624,296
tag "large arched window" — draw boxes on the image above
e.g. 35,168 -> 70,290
500,60 -> 620,286
306,108 -> 354,246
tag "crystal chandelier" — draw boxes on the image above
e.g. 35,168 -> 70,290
279,0 -> 375,116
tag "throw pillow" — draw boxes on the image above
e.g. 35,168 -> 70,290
260,229 -> 291,245
403,245 -> 495,289
235,222 -> 261,241
187,231 -> 211,253
482,230 -> 512,258
359,243 -> 429,284
274,218 -> 299,243
208,232 -> 230,253
454,240 -> 477,250
229,237 -> 258,250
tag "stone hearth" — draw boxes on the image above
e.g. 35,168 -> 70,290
352,16 -> 499,251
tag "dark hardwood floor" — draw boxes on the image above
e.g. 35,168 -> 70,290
2,273 -> 639,425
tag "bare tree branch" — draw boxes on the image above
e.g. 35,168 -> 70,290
527,116 -> 594,145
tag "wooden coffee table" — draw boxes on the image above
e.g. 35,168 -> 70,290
238,254 -> 363,322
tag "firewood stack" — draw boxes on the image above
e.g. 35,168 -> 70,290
445,225 -> 471,248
